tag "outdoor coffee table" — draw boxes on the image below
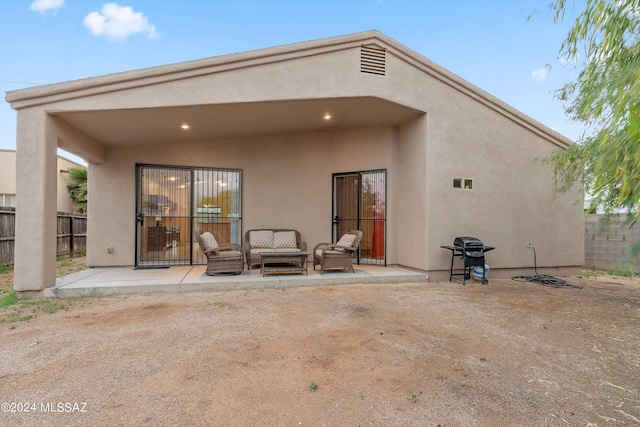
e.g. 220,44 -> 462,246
259,251 -> 310,277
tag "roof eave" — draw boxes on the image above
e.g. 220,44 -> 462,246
5,30 -> 385,108
5,29 -> 572,149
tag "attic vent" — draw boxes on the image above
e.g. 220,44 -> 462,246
360,45 -> 386,76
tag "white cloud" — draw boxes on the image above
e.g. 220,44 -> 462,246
83,3 -> 159,41
531,68 -> 548,82
29,0 -> 65,14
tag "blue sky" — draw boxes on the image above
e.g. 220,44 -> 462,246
0,0 -> 584,164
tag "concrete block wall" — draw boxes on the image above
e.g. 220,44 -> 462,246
585,214 -> 640,272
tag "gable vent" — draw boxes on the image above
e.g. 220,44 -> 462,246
360,45 -> 386,76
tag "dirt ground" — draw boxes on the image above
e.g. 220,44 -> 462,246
1,265 -> 639,426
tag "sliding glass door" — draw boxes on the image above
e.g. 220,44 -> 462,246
332,170 -> 386,266
136,165 -> 241,266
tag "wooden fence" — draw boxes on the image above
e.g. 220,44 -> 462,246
0,207 -> 87,265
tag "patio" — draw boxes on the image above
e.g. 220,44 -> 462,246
52,264 -> 427,298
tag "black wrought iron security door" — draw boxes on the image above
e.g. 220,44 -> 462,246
136,165 -> 242,266
332,170 -> 386,266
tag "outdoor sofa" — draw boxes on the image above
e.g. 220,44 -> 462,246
244,229 -> 307,270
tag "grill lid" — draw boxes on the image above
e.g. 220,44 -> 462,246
454,236 -> 483,249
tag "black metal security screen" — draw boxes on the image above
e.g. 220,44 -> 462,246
332,170 -> 386,266
136,165 -> 241,266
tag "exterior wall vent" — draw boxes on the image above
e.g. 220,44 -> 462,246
361,45 -> 386,76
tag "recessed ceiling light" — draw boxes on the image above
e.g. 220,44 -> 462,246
323,113 -> 332,120
181,124 -> 190,130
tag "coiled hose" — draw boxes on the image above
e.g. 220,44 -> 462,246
512,244 -> 582,289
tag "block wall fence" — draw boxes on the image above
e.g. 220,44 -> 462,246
585,214 -> 640,272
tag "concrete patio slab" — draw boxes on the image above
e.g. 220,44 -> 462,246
52,264 -> 427,297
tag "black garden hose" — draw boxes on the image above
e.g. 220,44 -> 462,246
512,245 -> 582,289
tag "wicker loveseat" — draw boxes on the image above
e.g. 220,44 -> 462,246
244,229 -> 307,270
313,230 -> 363,274
195,229 -> 244,275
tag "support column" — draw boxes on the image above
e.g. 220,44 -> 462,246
14,109 -> 58,292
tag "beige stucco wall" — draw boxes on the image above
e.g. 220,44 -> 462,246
423,84 -> 583,279
0,149 -> 84,212
0,150 -> 17,197
13,109 -> 58,290
88,126 -> 398,266
386,45 -> 582,279
57,157 -> 84,213
8,31 -> 584,290
82,59 -> 582,275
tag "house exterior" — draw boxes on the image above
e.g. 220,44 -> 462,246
6,30 -> 584,292
0,149 -> 84,212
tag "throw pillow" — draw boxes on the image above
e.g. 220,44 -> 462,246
250,230 -> 274,248
200,232 -> 219,251
336,233 -> 357,248
273,231 -> 297,248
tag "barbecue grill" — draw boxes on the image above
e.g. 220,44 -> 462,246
441,237 -> 495,285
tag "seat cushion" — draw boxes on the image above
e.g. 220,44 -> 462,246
250,230 -> 274,248
315,248 -> 346,257
212,250 -> 243,259
273,231 -> 297,248
250,248 -> 274,255
250,248 -> 300,254
200,232 -> 219,251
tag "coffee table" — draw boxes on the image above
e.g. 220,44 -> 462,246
259,252 -> 310,277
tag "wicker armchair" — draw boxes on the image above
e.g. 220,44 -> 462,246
313,230 -> 363,274
195,229 -> 244,275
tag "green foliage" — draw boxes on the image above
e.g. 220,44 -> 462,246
197,189 -> 237,218
66,166 -> 88,213
546,0 -> 640,223
1,257 -> 92,325
361,175 -> 385,219
0,291 -> 18,308
0,294 -> 94,325
408,391 -> 422,403
56,257 -> 73,268
582,266 -> 602,278
606,267 -> 637,277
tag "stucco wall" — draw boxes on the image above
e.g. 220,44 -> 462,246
396,116 -> 428,269
0,149 -> 83,212
76,41 -> 583,275
423,85 -> 584,278
385,48 -> 584,278
0,150 -> 17,196
9,32 -> 584,291
57,157 -> 84,213
88,127 -> 398,267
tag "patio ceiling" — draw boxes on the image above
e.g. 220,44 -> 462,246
51,96 -> 424,147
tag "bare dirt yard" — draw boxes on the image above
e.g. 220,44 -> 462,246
1,262 -> 639,426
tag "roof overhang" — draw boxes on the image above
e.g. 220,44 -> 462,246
50,96 -> 425,147
7,30 -> 572,151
